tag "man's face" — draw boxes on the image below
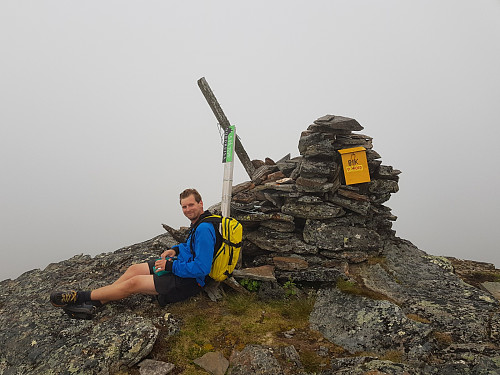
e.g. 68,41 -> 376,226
181,194 -> 204,223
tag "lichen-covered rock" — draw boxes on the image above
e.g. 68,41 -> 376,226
273,256 -> 309,271
302,140 -> 336,158
303,220 -> 381,251
368,179 -> 399,194
308,115 -> 364,132
275,265 -> 344,282
295,176 -> 335,193
309,288 -> 432,354
299,158 -> 337,178
276,158 -> 299,177
319,249 -> 373,263
311,238 -> 500,374
0,234 -> 176,374
327,357 -> 419,375
246,230 -> 317,254
260,219 -> 296,233
333,133 -> 373,150
228,345 -> 284,375
281,200 -> 344,219
359,240 -> 500,344
234,212 -> 295,224
298,130 -> 327,154
326,194 -> 371,216
374,165 -> 401,181
138,359 -> 175,375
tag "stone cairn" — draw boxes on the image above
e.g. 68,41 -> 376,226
212,114 -> 401,283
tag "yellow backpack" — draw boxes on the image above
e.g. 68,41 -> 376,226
190,214 -> 243,282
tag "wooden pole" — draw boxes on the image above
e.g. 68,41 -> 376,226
221,126 -> 235,217
197,77 -> 255,179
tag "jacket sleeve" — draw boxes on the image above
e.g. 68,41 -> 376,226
171,246 -> 180,256
171,223 -> 215,279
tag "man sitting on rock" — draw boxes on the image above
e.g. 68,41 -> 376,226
50,188 -> 216,318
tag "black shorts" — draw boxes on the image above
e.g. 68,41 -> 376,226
147,259 -> 202,306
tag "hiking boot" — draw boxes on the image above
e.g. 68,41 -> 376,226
63,302 -> 96,320
50,290 -> 78,307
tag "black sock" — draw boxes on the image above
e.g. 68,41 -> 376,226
76,291 -> 103,307
76,291 -> 92,303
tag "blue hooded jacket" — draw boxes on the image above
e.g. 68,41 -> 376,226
170,219 -> 216,286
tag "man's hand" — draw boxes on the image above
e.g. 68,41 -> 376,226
160,249 -> 176,259
154,258 -> 167,271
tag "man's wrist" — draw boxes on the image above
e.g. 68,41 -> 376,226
165,261 -> 173,272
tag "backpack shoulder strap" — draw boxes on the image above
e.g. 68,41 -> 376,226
189,212 -> 222,258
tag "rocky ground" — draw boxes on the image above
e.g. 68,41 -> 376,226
1,233 -> 499,375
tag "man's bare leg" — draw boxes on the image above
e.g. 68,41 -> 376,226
50,263 -> 158,310
112,263 -> 151,285
91,274 -> 158,304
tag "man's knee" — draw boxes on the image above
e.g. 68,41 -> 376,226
123,275 -> 155,294
122,276 -> 140,292
127,262 -> 149,275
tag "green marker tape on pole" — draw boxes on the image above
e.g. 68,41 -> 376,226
222,125 -> 236,163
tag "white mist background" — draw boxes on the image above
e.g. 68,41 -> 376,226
1,0 -> 499,280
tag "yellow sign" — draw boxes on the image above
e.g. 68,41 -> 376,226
338,147 -> 371,185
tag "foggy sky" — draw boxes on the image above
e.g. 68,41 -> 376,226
1,0 -> 499,281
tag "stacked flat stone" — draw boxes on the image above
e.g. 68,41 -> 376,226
214,114 -> 401,282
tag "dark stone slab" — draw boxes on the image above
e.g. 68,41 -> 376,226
295,177 -> 335,193
310,115 -> 364,131
232,265 -> 276,282
281,200 -> 345,219
374,165 -> 401,181
334,134 -> 373,149
276,159 -> 298,176
327,194 -> 371,216
298,131 -> 326,154
251,164 -> 279,184
233,212 -> 295,223
299,159 -> 337,178
303,220 -> 381,251
273,256 -> 309,271
365,149 -> 381,160
260,219 -> 295,232
368,179 -> 399,194
276,266 -> 344,282
302,140 -> 336,158
246,230 -> 317,254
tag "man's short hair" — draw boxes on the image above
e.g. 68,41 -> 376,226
179,188 -> 202,204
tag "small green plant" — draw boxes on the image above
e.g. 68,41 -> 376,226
336,278 -> 392,302
277,295 -> 316,321
283,277 -> 297,297
239,278 -> 261,292
336,278 -> 361,295
226,293 -> 257,315
300,349 -> 324,373
186,343 -> 210,360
